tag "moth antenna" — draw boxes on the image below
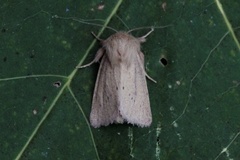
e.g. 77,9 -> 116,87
52,15 -> 118,32
127,26 -> 153,33
91,32 -> 103,41
128,24 -> 172,34
115,15 -> 129,30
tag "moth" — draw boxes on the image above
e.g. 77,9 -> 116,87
77,29 -> 155,128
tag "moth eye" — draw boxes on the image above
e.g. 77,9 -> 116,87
122,86 -> 125,90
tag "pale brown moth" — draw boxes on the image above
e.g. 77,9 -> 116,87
77,29 -> 155,128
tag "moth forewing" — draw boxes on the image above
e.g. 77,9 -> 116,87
90,55 -> 123,128
118,50 -> 152,127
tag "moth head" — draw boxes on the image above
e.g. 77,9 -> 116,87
102,32 -> 142,66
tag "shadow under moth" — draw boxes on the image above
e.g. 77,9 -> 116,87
77,29 -> 155,128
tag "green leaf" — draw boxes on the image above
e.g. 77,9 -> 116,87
1,0 -> 240,159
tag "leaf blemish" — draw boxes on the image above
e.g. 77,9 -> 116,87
160,57 -> 168,66
53,81 -> 61,88
29,50 -> 35,58
3,57 -> 7,62
33,109 -> 37,115
1,28 -> 6,33
97,2 -> 105,10
42,96 -> 47,105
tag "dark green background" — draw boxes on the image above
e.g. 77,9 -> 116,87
1,0 -> 240,159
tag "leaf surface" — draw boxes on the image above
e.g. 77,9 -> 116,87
1,0 -> 240,159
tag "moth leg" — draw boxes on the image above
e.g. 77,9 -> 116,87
76,48 -> 104,68
145,72 -> 157,83
141,28 -> 154,39
138,28 -> 154,43
139,51 -> 157,83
